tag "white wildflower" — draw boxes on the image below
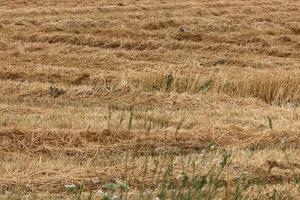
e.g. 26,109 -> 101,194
64,184 -> 76,190
92,177 -> 100,184
96,190 -> 105,197
176,174 -> 183,180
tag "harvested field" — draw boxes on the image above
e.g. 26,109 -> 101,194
0,0 -> 300,199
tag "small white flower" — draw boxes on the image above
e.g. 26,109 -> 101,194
287,102 -> 295,110
200,149 -> 206,157
96,190 -> 105,197
176,174 -> 183,180
92,177 -> 100,184
64,184 -> 76,190
155,197 -> 160,200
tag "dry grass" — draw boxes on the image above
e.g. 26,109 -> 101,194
0,0 -> 300,199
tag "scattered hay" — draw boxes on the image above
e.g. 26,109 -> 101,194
81,129 -> 132,144
143,19 -> 178,30
48,86 -> 66,98
1,0 -> 299,197
173,32 -> 203,42
0,129 -> 84,153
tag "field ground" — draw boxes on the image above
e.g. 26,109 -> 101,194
0,0 -> 300,199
